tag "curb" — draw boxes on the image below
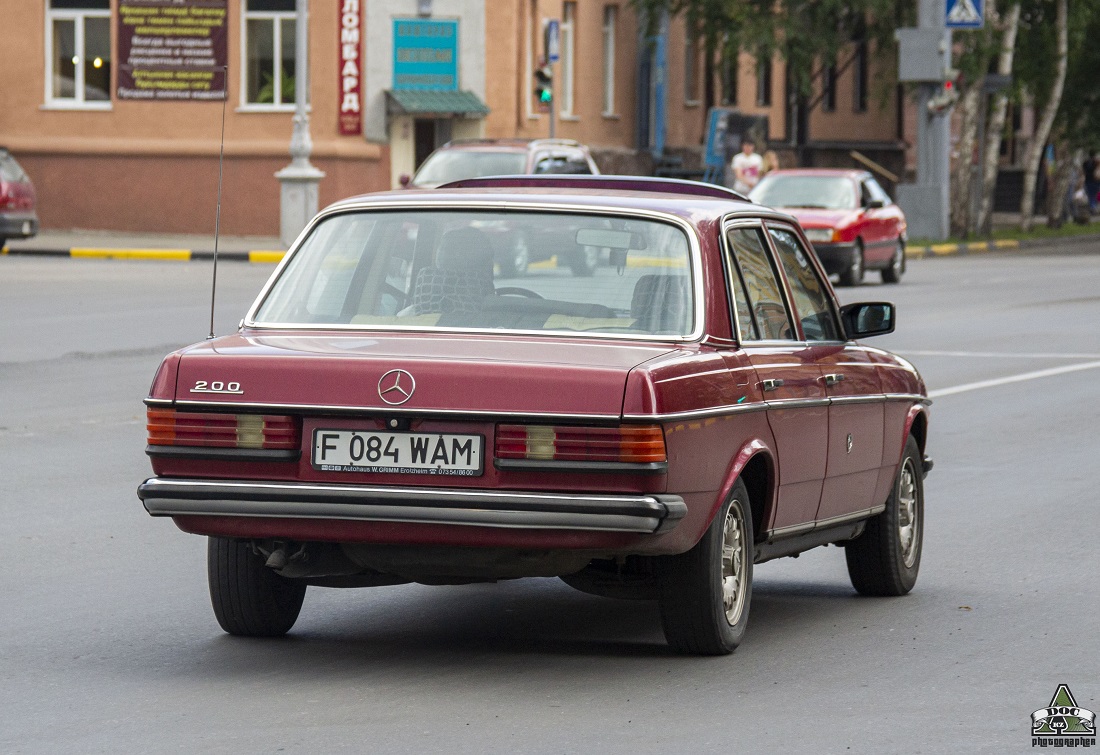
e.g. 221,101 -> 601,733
0,247 -> 286,263
906,233 -> 1099,259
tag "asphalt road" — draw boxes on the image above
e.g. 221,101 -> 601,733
2,248 -> 1098,753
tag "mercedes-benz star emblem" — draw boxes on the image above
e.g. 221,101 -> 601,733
378,369 -> 416,405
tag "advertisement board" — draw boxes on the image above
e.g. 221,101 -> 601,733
117,0 -> 228,101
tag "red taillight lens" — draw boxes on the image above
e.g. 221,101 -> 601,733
147,409 -> 300,450
495,424 -> 666,464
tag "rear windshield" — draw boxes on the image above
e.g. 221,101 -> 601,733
413,151 -> 527,186
750,175 -> 857,210
0,153 -> 28,183
251,209 -> 696,339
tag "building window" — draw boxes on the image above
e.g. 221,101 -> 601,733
560,2 -> 577,116
822,60 -> 837,112
756,58 -> 772,107
853,40 -> 868,113
602,5 -> 617,115
46,0 -> 111,107
242,0 -> 297,108
684,25 -> 699,104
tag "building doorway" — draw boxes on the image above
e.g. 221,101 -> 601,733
413,118 -> 454,170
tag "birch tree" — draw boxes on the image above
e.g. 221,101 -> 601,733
1018,0 -> 1068,230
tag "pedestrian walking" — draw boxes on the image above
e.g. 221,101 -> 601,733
1083,150 -> 1100,212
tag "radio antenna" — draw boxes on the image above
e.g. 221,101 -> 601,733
208,65 -> 229,340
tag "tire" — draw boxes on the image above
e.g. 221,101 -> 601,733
845,435 -> 924,596
497,234 -> 530,277
881,239 -> 905,284
658,480 -> 754,655
837,240 -> 865,287
568,245 -> 599,277
208,537 -> 307,637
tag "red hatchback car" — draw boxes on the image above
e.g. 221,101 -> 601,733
750,169 -> 907,286
138,176 -> 931,655
0,148 -> 39,250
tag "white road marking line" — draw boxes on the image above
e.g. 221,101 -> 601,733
928,360 -> 1100,398
903,350 -> 1100,359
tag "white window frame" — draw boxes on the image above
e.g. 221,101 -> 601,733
240,0 -> 297,111
559,2 -> 576,117
602,5 -> 617,116
525,0 -> 538,120
44,3 -> 112,110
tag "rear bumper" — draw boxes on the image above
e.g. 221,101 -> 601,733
809,241 -> 857,275
138,478 -> 687,535
0,211 -> 39,241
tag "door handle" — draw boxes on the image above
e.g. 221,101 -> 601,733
822,373 -> 846,386
760,378 -> 785,392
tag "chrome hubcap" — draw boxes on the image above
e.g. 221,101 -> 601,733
897,459 -> 919,568
721,500 -> 749,625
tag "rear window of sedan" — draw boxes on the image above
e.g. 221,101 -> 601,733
412,151 -> 528,185
251,209 -> 696,339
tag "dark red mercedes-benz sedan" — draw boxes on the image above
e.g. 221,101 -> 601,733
138,175 -> 931,655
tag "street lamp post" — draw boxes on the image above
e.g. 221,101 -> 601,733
275,0 -> 325,248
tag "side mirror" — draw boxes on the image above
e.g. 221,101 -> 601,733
840,302 -> 895,339
399,174 -> 411,188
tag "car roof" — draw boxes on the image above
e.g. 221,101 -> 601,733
763,168 -> 870,180
433,138 -> 590,153
323,176 -> 797,226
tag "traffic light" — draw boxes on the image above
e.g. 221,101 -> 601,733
927,68 -> 961,115
534,66 -> 552,104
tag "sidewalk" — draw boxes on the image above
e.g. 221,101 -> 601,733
1,228 -> 286,263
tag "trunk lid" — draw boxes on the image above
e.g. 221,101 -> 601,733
173,332 -> 677,418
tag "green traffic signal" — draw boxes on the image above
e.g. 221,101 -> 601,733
539,88 -> 552,103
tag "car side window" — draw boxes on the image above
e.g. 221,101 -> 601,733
865,177 -> 891,205
768,227 -> 842,342
726,227 -> 794,340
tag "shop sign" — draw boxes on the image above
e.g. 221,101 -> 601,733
117,0 -> 228,101
339,0 -> 362,135
393,19 -> 458,91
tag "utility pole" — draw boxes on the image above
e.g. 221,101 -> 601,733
895,0 -> 954,241
276,0 -> 325,248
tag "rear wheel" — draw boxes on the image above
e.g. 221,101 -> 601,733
568,245 -> 599,276
881,239 -> 905,284
497,234 -> 530,277
838,240 -> 865,287
845,435 -> 924,596
658,480 -> 754,655
208,537 -> 306,637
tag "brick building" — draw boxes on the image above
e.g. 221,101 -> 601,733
0,0 -> 904,236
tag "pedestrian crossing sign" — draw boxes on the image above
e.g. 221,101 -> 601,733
946,0 -> 984,28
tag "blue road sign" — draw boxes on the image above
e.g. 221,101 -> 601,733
946,0 -> 984,29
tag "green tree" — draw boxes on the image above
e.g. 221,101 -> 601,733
632,0 -> 911,160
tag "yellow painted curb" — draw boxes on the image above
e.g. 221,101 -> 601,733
967,241 -> 989,252
71,248 -> 192,260
994,239 -> 1020,249
248,250 -> 285,263
930,243 -> 958,256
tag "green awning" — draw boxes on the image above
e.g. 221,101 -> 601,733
386,89 -> 490,117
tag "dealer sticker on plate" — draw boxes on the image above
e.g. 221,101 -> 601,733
312,429 -> 484,476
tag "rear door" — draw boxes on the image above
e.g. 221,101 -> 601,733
765,224 -> 885,524
724,221 -> 828,537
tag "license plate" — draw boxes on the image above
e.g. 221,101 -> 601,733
312,429 -> 484,476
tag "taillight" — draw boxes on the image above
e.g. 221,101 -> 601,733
495,424 -> 666,464
147,408 -> 300,450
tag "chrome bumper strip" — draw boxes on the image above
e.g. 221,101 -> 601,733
137,478 -> 687,534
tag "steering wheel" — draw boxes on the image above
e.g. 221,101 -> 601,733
495,287 -> 544,299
